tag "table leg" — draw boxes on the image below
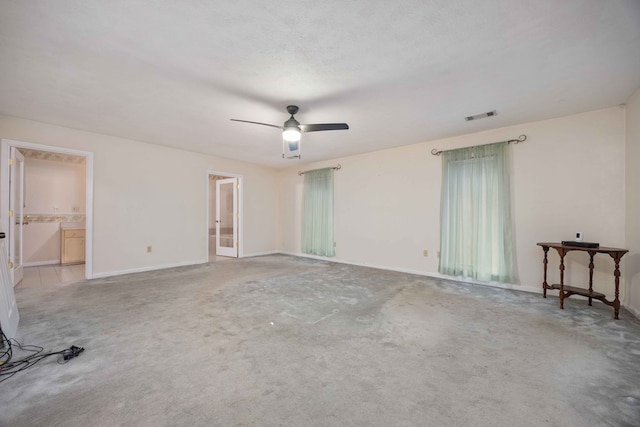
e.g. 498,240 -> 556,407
542,246 -> 549,298
588,251 -> 595,306
558,249 -> 566,310
610,252 -> 623,320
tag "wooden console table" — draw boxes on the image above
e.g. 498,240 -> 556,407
537,242 -> 628,319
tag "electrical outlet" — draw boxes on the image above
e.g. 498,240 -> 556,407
423,250 -> 429,257
147,246 -> 152,253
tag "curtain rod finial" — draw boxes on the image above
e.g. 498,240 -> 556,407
510,134 -> 527,144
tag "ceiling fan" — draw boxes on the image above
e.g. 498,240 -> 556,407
231,105 -> 349,159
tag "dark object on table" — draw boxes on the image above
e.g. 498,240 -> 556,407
561,241 -> 600,248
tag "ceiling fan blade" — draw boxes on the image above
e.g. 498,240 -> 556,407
230,119 -> 283,129
301,123 -> 349,133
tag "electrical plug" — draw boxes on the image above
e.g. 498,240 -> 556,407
63,345 -> 85,361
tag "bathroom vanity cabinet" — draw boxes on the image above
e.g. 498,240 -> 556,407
61,227 -> 85,265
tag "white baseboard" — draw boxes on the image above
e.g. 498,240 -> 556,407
279,251 -> 543,295
91,260 -> 207,279
23,260 -> 59,267
91,252 -> 280,280
625,304 -> 640,320
241,250 -> 280,258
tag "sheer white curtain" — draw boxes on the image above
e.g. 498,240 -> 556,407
302,168 -> 335,257
439,142 -> 515,283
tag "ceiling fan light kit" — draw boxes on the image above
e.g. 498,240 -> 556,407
283,140 -> 301,159
231,105 -> 349,160
282,126 -> 301,142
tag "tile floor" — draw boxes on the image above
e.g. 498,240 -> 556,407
19,264 -> 86,288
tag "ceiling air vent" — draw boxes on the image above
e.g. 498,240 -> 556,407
465,110 -> 497,121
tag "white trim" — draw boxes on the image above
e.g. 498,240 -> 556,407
241,250 -> 280,258
279,251 -> 543,294
626,304 -> 640,320
206,169 -> 244,259
1,139 -> 94,280
92,260 -> 207,279
23,260 -> 59,267
1,139 -> 93,157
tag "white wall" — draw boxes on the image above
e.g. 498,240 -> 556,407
625,87 -> 640,317
24,157 -> 86,213
23,223 -> 60,264
279,108 -> 627,301
0,115 -> 279,277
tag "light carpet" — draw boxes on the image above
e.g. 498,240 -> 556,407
1,255 -> 639,426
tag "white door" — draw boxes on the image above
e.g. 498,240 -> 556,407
216,177 -> 238,257
0,236 -> 19,339
9,147 -> 25,286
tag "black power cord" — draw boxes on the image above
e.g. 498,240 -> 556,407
62,345 -> 85,361
0,323 -> 13,367
0,323 -> 85,383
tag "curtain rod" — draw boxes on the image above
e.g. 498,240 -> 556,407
430,134 -> 527,156
298,164 -> 342,176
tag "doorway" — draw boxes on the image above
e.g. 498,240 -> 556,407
207,171 -> 243,262
1,139 -> 93,285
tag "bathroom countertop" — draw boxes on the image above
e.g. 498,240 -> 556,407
60,222 -> 85,230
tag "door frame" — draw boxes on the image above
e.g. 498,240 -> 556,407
206,170 -> 243,259
0,139 -> 94,280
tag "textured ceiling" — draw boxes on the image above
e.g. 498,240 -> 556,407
1,0 -> 639,168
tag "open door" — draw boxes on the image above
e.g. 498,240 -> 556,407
215,177 -> 238,257
0,233 -> 19,339
9,147 -> 25,286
